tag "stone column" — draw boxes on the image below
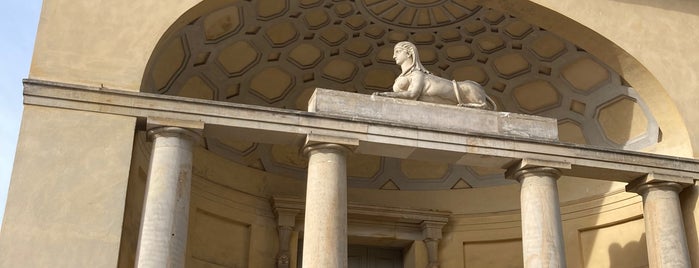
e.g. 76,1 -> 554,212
301,135 -> 357,268
627,174 -> 691,267
136,119 -> 203,268
507,159 -> 570,268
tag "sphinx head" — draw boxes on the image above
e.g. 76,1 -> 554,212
394,41 -> 430,75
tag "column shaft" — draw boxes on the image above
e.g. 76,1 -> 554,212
136,127 -> 199,268
516,167 -> 566,268
637,182 -> 690,267
302,144 -> 348,268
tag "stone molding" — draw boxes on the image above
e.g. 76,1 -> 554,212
271,196 -> 450,231
271,196 -> 451,225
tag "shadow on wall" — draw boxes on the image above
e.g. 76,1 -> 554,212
611,0 -> 699,15
608,234 -> 647,268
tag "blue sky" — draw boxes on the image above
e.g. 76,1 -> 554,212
0,2 -> 42,228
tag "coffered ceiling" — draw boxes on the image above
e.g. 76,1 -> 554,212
141,0 -> 659,190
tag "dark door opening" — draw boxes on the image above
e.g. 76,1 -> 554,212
297,241 -> 403,268
348,245 -> 403,268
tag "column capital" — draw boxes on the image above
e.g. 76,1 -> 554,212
302,134 -> 358,156
626,172 -> 693,195
274,208 -> 300,228
505,158 -> 570,182
421,220 -> 446,240
146,117 -> 204,143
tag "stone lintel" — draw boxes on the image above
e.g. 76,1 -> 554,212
308,88 -> 558,141
626,172 -> 695,193
272,196 -> 450,226
505,158 -> 571,180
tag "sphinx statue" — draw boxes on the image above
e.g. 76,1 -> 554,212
373,41 -> 497,110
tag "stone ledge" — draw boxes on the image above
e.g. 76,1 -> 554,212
308,88 -> 558,141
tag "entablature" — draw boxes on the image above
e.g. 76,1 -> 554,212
23,79 -> 699,185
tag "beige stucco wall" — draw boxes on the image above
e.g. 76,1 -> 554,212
0,105 -> 136,267
29,0 -> 202,90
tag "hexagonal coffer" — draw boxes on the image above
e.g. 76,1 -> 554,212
217,41 -> 260,76
250,67 -> 295,103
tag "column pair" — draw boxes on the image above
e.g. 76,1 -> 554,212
301,134 -> 358,268
508,160 -> 693,268
135,118 -> 203,268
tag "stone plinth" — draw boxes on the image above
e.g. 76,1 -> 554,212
308,88 -> 558,140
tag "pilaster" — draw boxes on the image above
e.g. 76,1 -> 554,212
421,221 -> 446,268
274,207 -> 300,268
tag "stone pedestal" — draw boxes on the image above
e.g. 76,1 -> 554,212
509,164 -> 566,268
301,142 -> 351,268
135,126 -> 201,268
628,179 -> 691,267
308,88 -> 559,140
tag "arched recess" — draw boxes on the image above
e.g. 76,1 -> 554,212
139,0 -> 693,191
127,2 -> 697,267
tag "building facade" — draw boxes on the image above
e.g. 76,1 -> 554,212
2,0 -> 699,267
